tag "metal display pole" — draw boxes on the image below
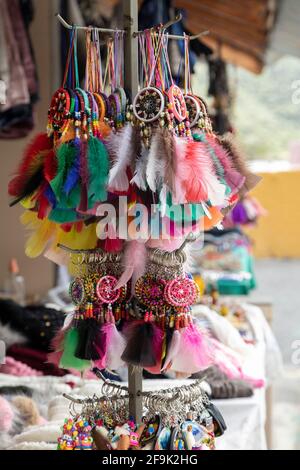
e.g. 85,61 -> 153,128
122,0 -> 143,425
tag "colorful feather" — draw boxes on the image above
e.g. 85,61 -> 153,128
21,212 -> 56,258
220,135 -> 261,194
107,123 -> 134,192
130,148 -> 148,191
203,134 -> 246,194
50,142 -> 77,201
101,321 -> 126,370
59,327 -> 91,371
8,133 -> 52,203
63,138 -> 81,195
121,320 -> 163,368
170,322 -> 213,375
146,131 -> 166,192
79,140 -> 89,211
87,136 -> 109,205
174,138 -> 226,206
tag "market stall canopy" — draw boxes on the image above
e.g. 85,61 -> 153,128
174,0 -> 277,74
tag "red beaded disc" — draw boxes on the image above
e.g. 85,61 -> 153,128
164,277 -> 197,307
96,275 -> 120,304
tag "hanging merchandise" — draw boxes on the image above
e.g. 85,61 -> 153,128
8,26 -> 129,261
7,12 -> 262,438
57,377 -> 225,451
121,240 -> 213,375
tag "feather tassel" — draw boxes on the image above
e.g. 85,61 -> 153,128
170,322 -> 213,375
220,135 -> 262,194
146,131 -> 166,192
107,124 -> 134,192
121,320 -> 163,368
174,138 -> 226,206
101,321 -> 126,370
59,327 -> 91,371
87,136 -> 109,205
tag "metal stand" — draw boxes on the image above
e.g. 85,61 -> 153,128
122,0 -> 143,425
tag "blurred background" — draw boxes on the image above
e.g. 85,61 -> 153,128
0,0 -> 299,450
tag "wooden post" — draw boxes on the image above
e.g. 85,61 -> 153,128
122,0 -> 143,425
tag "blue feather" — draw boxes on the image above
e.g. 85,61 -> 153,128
63,138 -> 81,195
44,185 -> 57,208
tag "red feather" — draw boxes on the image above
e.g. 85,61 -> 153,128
8,133 -> 52,198
43,148 -> 57,182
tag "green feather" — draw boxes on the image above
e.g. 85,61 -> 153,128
59,328 -> 91,370
87,137 -> 109,206
50,143 -> 77,201
48,207 -> 80,223
164,192 -> 205,223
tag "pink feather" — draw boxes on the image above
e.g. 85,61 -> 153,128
173,138 -> 226,206
115,240 -> 147,291
170,322 -> 213,375
207,337 -> 264,387
101,322 -> 126,370
205,135 -> 245,194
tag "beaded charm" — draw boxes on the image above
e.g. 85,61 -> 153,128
69,277 -> 85,305
96,275 -> 121,304
164,277 -> 198,307
134,275 -> 166,309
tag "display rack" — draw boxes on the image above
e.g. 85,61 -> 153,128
55,0 -> 208,425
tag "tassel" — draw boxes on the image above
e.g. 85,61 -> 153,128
59,327 -> 91,370
101,321 -> 126,370
170,323 -> 213,375
8,133 -> 52,204
121,320 -> 163,367
75,318 -> 103,361
107,123 -> 134,192
115,240 -> 147,291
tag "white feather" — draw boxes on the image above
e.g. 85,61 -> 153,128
130,148 -> 148,190
107,124 -> 133,192
146,132 -> 166,192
